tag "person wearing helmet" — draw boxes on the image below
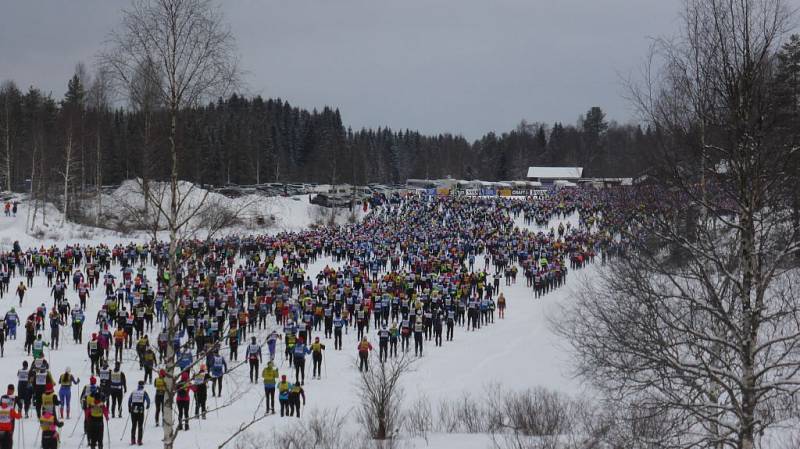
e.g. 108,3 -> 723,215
127,381 -> 150,445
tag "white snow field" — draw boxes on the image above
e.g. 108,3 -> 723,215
0,193 -> 595,449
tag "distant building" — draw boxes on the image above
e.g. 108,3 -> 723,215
526,167 -> 584,184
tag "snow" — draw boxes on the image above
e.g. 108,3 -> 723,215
0,190 -> 594,449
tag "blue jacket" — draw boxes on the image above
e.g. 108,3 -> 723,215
293,344 -> 310,360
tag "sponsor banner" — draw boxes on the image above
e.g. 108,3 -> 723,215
480,189 -> 496,196
436,187 -> 450,196
497,188 -> 513,197
530,189 -> 548,199
464,189 -> 479,196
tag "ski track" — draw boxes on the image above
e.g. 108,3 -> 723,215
0,205 -> 597,449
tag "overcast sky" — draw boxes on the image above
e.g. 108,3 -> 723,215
0,0 -> 726,139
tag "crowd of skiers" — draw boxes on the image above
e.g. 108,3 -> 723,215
0,190 -> 614,449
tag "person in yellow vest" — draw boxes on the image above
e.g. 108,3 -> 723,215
310,337 -> 326,380
84,386 -> 108,449
261,361 -> 278,414
277,375 -> 290,417
40,384 -> 60,419
288,382 -> 305,418
39,409 -> 63,449
58,368 -> 80,419
153,370 -> 166,427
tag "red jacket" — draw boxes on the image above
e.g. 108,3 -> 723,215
0,405 -> 21,431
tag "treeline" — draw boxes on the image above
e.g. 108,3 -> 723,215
0,79 -> 657,196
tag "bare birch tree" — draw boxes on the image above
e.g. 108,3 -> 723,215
100,1 -> 239,448
558,2 -> 800,449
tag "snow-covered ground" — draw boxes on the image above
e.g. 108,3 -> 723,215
0,192 -> 593,449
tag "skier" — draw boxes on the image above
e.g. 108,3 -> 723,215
192,365 -> 209,419
83,384 -> 109,449
0,385 -> 22,449
357,337 -> 373,372
332,313 -> 344,350
87,334 -> 101,375
32,334 -> 48,359
15,282 -> 25,307
310,337 -> 325,379
153,370 -> 166,427
127,381 -> 150,445
292,336 -> 310,385
16,362 -> 31,418
38,409 -> 63,449
208,350 -> 227,397
57,367 -> 79,419
266,330 -> 280,361
109,362 -> 127,418
245,336 -> 262,383
288,382 -> 305,418
377,324 -> 389,362
277,375 -> 290,417
261,361 -> 278,414
175,371 -> 192,431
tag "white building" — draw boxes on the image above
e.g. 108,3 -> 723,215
526,166 -> 584,184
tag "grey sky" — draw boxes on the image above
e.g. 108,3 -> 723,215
1,0 -> 709,139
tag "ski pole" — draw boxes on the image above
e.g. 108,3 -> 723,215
77,431 -> 86,449
119,414 -> 130,441
69,412 -> 83,437
106,418 -> 112,449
